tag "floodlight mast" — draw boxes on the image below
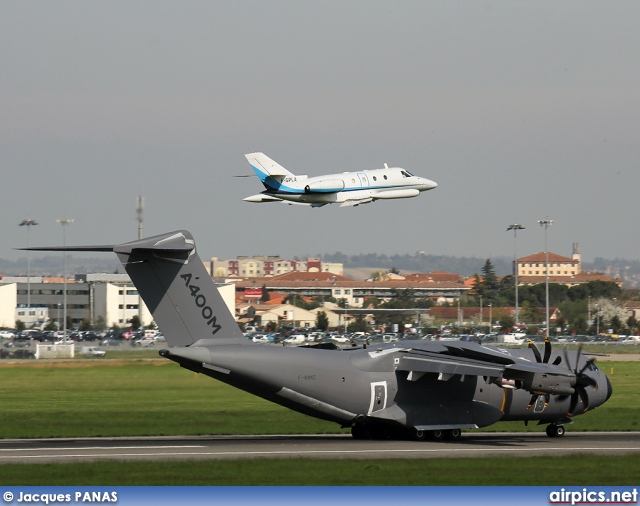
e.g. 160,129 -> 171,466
57,218 -> 74,341
506,224 -> 525,325
19,219 -> 38,311
537,218 -> 553,338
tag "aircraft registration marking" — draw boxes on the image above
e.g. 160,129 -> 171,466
180,273 -> 222,336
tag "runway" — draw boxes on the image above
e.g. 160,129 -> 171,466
1,432 -> 639,464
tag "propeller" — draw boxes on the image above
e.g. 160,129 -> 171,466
526,338 -> 555,409
562,345 -> 598,417
527,337 -> 555,365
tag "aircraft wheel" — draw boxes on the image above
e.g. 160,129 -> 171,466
445,429 -> 462,441
351,425 -> 370,440
414,429 -> 427,442
546,424 -> 565,438
430,430 -> 444,441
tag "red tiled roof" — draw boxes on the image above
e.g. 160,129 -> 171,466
518,252 -> 577,263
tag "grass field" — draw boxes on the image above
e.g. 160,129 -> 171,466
0,356 -> 638,485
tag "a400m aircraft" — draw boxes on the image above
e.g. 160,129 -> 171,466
243,152 -> 438,207
24,231 -> 612,441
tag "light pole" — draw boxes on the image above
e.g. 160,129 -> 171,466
488,303 -> 492,334
507,223 -> 525,325
538,217 -> 553,337
57,218 -> 74,342
19,219 -> 38,311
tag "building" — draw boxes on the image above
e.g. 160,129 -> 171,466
210,255 -> 343,278
232,271 -> 469,308
0,272 -> 236,330
516,243 -> 621,287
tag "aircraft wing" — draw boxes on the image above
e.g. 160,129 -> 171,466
395,348 -> 506,381
339,198 -> 374,207
393,341 -> 576,395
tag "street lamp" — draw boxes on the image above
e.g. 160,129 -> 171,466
538,217 -> 553,337
507,223 -> 525,325
19,219 -> 38,311
488,303 -> 492,334
57,218 -> 74,342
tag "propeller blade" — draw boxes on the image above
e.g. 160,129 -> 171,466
577,386 -> 590,414
543,337 -> 552,363
567,391 -> 579,418
563,348 -> 572,372
552,355 -> 562,366
528,340 -> 542,363
526,394 -> 538,410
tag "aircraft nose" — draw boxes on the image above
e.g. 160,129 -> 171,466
605,375 -> 613,402
421,178 -> 438,191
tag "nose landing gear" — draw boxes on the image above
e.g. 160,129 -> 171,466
546,424 -> 566,438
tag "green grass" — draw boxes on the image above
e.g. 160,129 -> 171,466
0,361 -> 345,438
0,358 -> 638,486
0,360 -> 636,438
1,456 -> 639,486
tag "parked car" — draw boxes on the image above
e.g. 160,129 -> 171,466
100,338 -> 122,346
4,339 -> 30,348
81,346 -> 106,357
133,336 -> 155,347
0,330 -> 15,339
10,349 -> 36,359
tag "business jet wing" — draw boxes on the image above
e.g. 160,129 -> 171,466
339,198 -> 374,207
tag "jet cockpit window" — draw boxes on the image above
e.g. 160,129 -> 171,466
401,170 -> 414,178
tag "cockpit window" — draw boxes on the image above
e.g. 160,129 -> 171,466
586,362 -> 599,372
400,170 -> 413,178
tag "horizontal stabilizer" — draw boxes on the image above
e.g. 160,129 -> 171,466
245,152 -> 294,177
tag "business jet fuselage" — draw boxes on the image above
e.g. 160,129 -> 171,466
243,152 -> 437,207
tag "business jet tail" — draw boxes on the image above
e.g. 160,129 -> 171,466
245,152 -> 296,190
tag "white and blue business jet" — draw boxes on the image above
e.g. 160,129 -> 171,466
243,152 -> 437,207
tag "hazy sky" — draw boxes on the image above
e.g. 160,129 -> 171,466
2,1 -> 639,266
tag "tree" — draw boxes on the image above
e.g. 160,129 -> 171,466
79,318 -> 92,331
348,315 -> 368,333
316,311 -> 329,331
499,315 -> 515,333
265,321 -> 277,332
521,300 -> 540,325
43,321 -> 57,331
15,320 -> 25,331
260,284 -> 270,303
480,259 -> 499,302
94,315 -> 106,331
130,315 -> 141,330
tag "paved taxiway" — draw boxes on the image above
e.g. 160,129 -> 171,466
1,432 -> 639,464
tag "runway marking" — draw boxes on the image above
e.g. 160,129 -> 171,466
0,445 -> 203,452
1,446 -> 639,461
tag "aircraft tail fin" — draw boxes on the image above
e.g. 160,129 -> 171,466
245,152 -> 295,189
23,231 -> 244,347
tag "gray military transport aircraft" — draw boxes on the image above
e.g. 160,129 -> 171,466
24,230 -> 612,441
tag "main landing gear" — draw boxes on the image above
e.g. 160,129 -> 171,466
414,428 -> 462,442
351,425 -> 463,441
546,424 -> 566,438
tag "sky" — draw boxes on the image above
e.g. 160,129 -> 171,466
2,1 -> 639,266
